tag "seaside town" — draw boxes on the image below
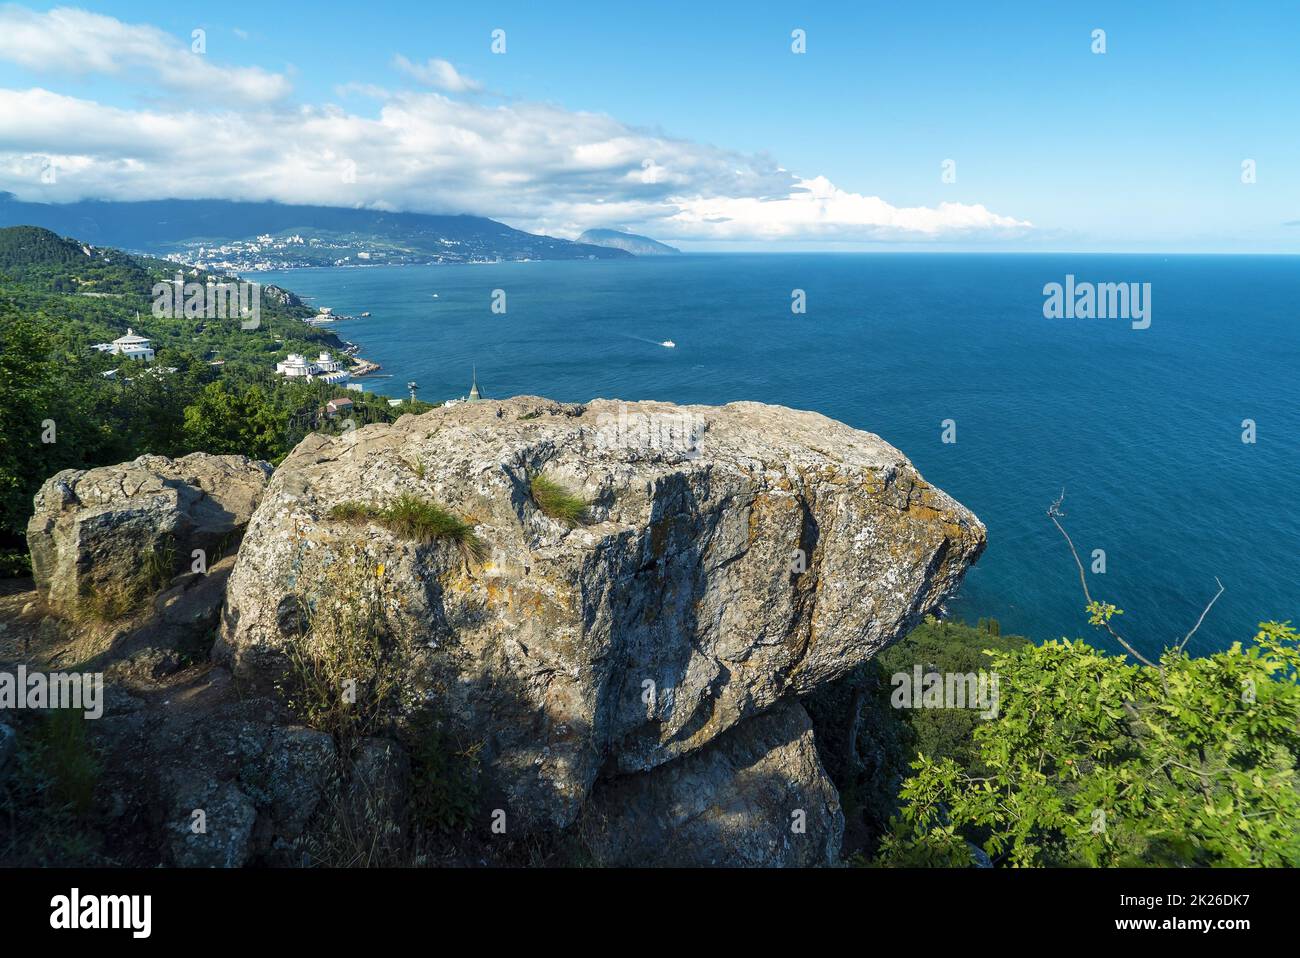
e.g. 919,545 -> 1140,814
87,305 -> 490,409
159,231 -> 482,272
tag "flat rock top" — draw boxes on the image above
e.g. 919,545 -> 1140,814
274,395 -> 976,540
412,396 -> 903,466
35,453 -> 272,511
288,395 -> 914,483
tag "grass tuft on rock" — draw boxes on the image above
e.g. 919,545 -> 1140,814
328,501 -> 377,523
329,494 -> 484,559
530,474 -> 590,526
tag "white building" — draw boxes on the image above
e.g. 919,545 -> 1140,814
275,351 -> 351,385
91,328 -> 155,362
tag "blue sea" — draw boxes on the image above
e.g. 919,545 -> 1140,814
261,254 -> 1300,659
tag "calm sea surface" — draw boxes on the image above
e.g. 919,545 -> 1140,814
261,254 -> 1300,658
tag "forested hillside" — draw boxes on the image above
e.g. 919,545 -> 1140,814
0,226 -> 428,574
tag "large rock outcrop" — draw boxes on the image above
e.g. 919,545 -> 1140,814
27,453 -> 272,619
217,396 -> 985,852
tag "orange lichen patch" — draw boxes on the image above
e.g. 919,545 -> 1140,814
908,503 -> 944,523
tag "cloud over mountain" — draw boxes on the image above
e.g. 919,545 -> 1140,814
0,7 -> 1030,244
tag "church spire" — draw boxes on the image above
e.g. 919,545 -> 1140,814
468,366 -> 481,401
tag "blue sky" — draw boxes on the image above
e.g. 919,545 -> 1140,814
0,0 -> 1296,251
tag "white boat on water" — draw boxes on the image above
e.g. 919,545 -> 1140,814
661,340 -> 676,348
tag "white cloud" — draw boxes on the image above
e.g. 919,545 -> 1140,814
392,55 -> 482,93
0,12 -> 1031,244
667,176 -> 1030,241
0,5 -> 291,104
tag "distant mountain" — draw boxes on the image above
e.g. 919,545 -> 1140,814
576,228 -> 681,256
0,194 -> 632,269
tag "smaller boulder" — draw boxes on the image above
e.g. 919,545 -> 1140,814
26,453 -> 271,621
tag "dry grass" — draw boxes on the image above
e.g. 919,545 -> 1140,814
279,545 -> 408,739
73,537 -> 176,623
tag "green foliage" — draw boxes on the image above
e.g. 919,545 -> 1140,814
809,616 -> 1029,858
0,709 -> 104,866
181,381 -> 291,462
0,548 -> 32,577
529,474 -> 589,525
0,226 -> 149,293
330,494 -> 484,559
878,621 -> 1300,867
1086,600 -> 1123,627
407,712 -> 482,835
0,226 -> 426,576
878,617 -> 1029,774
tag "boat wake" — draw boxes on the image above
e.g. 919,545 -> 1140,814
620,334 -> 677,349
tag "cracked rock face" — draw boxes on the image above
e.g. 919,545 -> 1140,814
26,453 -> 272,618
218,397 -> 986,832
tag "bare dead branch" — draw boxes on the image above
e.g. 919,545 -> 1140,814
1047,490 -> 1159,669
1047,489 -> 1094,606
1175,576 -> 1226,654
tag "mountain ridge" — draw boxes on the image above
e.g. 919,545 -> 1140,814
0,194 -> 633,268
577,227 -> 681,255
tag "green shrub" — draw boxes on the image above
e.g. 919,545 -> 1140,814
0,548 -> 32,578
0,709 -> 103,865
407,712 -> 482,835
807,616 -> 1029,861
878,620 -> 1300,868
